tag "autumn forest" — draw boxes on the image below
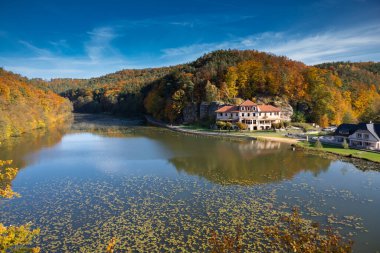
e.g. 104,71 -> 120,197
1,49 -> 380,139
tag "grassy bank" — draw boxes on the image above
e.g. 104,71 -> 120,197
296,141 -> 380,163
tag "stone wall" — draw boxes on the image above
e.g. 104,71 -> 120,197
183,101 -> 225,123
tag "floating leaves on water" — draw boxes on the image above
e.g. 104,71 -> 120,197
0,174 -> 368,252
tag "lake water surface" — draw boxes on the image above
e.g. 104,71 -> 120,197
1,115 -> 379,252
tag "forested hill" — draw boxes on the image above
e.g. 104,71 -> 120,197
315,62 -> 380,89
0,68 -> 72,140
33,50 -> 380,126
31,66 -> 182,94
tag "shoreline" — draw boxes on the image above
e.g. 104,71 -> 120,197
144,115 -> 300,144
144,115 -> 380,168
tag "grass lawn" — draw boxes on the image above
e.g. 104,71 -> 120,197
298,142 -> 380,163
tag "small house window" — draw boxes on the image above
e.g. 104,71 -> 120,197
225,113 -> 227,116
364,134 -> 369,139
248,113 -> 250,116
219,113 -> 222,116
242,113 -> 245,116
357,133 -> 362,138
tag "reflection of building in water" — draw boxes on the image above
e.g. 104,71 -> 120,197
168,138 -> 331,185
254,140 -> 281,150
104,127 -> 332,185
234,141 -> 282,160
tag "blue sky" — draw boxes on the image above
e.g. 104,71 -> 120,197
0,0 -> 380,79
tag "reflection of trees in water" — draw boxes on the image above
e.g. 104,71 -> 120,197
116,128 -> 331,185
0,120 -> 72,169
118,128 -> 330,184
168,140 -> 331,185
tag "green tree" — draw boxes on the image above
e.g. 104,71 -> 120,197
224,67 -> 238,99
236,122 -> 248,130
216,121 -> 226,130
314,139 -> 323,149
225,122 -> 233,131
342,139 -> 349,149
205,81 -> 219,102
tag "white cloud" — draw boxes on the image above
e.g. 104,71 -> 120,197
161,23 -> 380,65
2,23 -> 380,79
2,26 -> 133,79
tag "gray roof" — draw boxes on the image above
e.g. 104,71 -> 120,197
364,123 -> 380,141
335,123 -> 380,140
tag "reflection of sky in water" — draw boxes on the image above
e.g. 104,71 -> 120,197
1,129 -> 380,252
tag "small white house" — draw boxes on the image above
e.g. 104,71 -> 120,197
348,124 -> 380,150
332,123 -> 380,151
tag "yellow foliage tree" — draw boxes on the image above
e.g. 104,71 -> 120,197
0,160 -> 40,252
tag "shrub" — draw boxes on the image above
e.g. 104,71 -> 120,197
314,139 -> 323,149
236,122 -> 248,130
225,122 -> 233,131
216,121 -> 226,130
342,139 -> 349,149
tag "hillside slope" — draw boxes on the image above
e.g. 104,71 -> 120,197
37,50 -> 380,126
0,68 -> 72,140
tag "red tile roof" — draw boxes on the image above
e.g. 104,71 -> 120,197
215,105 -> 238,113
239,99 -> 257,106
258,104 -> 281,112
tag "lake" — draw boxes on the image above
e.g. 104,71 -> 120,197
1,114 -> 379,252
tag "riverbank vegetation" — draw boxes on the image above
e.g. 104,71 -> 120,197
0,69 -> 72,140
296,141 -> 380,163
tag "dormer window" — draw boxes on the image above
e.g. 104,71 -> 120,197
252,107 -> 256,111
357,133 -> 362,138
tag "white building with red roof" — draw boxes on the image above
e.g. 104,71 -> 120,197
215,99 -> 289,130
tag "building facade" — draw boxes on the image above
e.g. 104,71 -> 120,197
324,123 -> 380,151
347,124 -> 380,150
215,99 -> 289,130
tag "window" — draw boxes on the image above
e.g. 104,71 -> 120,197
236,113 -> 238,116
357,133 -> 362,138
242,113 -> 245,116
253,113 -> 256,116
248,113 -> 250,116
364,134 -> 369,139
253,107 -> 256,111
225,113 -> 227,116
219,113 -> 222,116
253,120 -> 256,124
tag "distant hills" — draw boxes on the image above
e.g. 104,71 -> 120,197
1,49 -> 379,139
